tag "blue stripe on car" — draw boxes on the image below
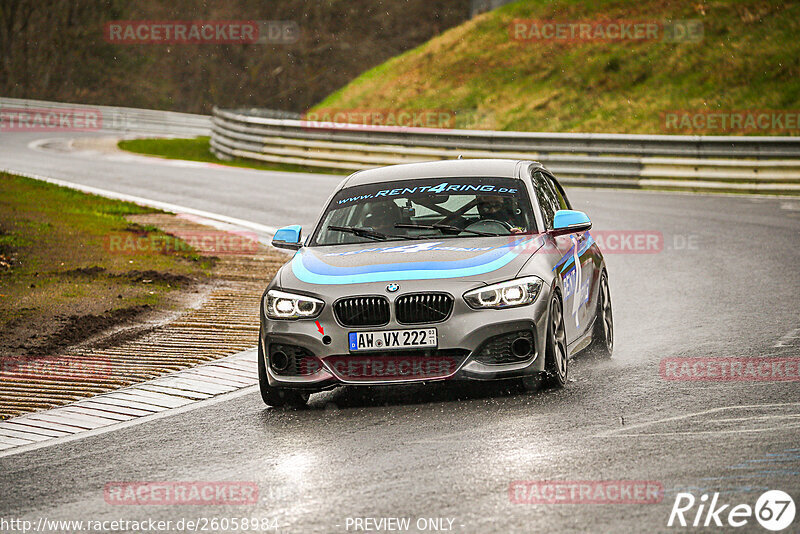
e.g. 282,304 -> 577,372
553,233 -> 595,272
291,237 -> 540,284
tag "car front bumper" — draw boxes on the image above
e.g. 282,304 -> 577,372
260,287 -> 552,391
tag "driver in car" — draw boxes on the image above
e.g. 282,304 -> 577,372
476,196 -> 526,233
364,200 -> 402,235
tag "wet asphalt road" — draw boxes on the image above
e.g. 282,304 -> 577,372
1,131 -> 799,533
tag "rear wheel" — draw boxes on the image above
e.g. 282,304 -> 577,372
258,339 -> 309,408
588,272 -> 614,358
544,292 -> 568,388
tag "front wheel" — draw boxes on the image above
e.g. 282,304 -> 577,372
258,340 -> 309,408
544,292 -> 568,388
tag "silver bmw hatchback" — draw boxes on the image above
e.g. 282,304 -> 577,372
259,159 -> 613,407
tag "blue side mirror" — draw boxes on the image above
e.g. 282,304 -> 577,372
272,225 -> 303,250
552,210 -> 592,236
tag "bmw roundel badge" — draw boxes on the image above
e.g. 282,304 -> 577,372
386,283 -> 400,293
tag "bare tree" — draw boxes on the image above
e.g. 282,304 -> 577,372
0,0 -> 469,112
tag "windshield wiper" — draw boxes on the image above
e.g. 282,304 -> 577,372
394,223 -> 500,237
327,225 -> 416,241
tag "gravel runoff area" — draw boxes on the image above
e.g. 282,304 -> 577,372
0,212 -> 287,419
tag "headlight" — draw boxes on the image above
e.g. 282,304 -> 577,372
265,289 -> 324,319
463,276 -> 543,310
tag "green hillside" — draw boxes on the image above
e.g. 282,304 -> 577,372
314,0 -> 800,134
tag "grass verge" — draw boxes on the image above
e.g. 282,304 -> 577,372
313,0 -> 800,135
0,172 -> 214,358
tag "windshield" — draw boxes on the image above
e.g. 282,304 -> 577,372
312,177 -> 536,246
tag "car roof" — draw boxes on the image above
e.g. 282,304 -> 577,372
342,159 -> 545,188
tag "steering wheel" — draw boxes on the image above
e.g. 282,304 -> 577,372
463,219 -> 513,234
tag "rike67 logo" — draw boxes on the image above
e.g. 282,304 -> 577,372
668,490 -> 795,531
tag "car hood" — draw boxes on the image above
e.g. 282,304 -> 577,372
280,235 -> 545,288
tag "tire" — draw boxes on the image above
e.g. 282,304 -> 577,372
544,291 -> 568,388
258,338 -> 309,408
588,271 -> 614,358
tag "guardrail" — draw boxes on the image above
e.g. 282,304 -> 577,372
211,107 -> 800,193
1,97 -> 210,137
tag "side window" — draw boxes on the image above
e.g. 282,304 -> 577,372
532,171 -> 558,228
545,173 -> 570,210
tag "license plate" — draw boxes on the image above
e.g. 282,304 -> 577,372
349,328 -> 437,351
